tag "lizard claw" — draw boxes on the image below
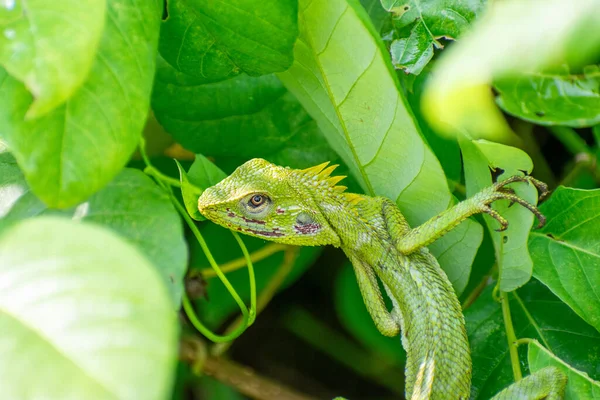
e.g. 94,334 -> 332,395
487,175 -> 549,230
494,175 -> 550,202
483,206 -> 509,231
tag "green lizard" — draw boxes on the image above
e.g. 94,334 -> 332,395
197,158 -> 567,399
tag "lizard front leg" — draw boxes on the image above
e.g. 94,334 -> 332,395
395,175 -> 549,255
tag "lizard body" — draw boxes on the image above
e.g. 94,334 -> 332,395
197,158 -> 566,399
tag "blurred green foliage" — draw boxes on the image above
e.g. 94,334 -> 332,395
1,0 -> 599,398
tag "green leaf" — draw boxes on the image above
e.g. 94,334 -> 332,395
159,0 -> 298,80
0,0 -> 161,208
422,0 -> 600,141
495,66 -> 600,128
528,341 -> 600,399
0,217 -> 177,399
1,164 -> 187,307
153,69 -> 310,157
277,0 -> 482,294
0,0 -> 105,118
465,280 -> 600,399
516,281 -> 600,382
459,137 -> 538,291
73,169 -> 188,307
390,21 -> 433,75
187,154 -> 227,189
381,0 -> 484,39
383,0 -> 484,75
176,154 -> 227,221
529,186 -> 600,333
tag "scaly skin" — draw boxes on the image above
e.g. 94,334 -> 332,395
197,158 -> 566,399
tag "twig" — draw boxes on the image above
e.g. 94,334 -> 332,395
180,336 -> 317,400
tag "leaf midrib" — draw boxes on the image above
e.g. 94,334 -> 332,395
299,4 -> 379,196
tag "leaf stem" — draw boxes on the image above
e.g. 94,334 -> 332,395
144,166 -> 183,188
549,126 -> 591,156
198,243 -> 287,278
181,293 -> 248,343
501,290 -> 523,382
514,338 -> 534,348
230,230 -> 257,324
461,272 -> 492,310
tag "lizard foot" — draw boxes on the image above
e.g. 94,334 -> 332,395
482,175 -> 549,232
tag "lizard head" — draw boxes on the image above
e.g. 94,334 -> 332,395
197,158 -> 343,246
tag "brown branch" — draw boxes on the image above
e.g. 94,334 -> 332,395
203,356 -> 317,400
180,336 -> 317,400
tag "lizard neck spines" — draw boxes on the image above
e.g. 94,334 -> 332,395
293,162 -> 364,206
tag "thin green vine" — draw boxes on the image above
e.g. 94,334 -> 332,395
139,136 -> 257,342
501,290 -> 523,382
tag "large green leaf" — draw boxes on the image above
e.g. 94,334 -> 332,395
73,169 -> 188,307
0,0 -> 105,118
277,0 -> 482,294
495,65 -> 600,128
465,280 -> 600,399
422,0 -> 600,141
384,0 -> 485,75
1,162 -> 187,307
459,137 -> 538,291
528,341 -> 600,399
153,68 -> 308,157
529,187 -> 600,333
0,0 -> 161,208
0,217 -> 177,400
159,0 -> 297,80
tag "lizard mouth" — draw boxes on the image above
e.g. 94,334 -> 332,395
197,187 -> 222,215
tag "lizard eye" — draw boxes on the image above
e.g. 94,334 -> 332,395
243,193 -> 271,215
249,194 -> 266,207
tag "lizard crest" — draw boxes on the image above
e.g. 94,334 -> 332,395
197,158 -> 361,246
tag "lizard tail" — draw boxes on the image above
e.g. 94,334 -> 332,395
410,350 -> 436,400
381,249 -> 472,400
